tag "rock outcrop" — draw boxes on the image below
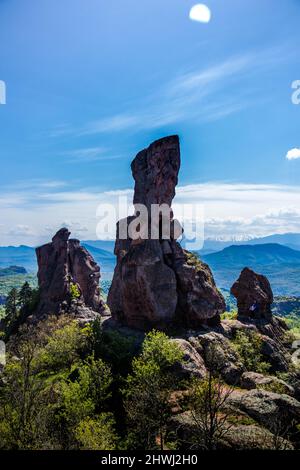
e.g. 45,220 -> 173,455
240,372 -> 295,396
107,136 -> 225,330
35,228 -> 106,320
227,389 -> 300,433
231,267 -> 273,320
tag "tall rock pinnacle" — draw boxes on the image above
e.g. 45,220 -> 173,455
108,136 -> 225,330
132,135 -> 181,209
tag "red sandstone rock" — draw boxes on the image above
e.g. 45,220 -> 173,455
231,267 -> 273,320
108,136 -> 225,330
36,228 -> 106,319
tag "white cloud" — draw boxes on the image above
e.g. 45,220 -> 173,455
286,148 -> 300,161
189,4 -> 211,24
1,181 -> 300,245
7,225 -> 35,237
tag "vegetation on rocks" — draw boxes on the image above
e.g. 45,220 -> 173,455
232,330 -> 270,374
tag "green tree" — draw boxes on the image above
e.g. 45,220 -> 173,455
37,318 -> 92,372
5,288 -> 18,321
0,324 -> 50,449
52,356 -> 114,449
187,373 -> 234,450
123,331 -> 183,450
18,282 -> 33,309
3,288 -> 19,336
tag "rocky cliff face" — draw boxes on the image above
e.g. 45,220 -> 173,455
36,228 -> 106,320
107,136 -> 225,330
231,267 -> 273,320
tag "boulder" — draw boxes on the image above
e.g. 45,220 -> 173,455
108,136 -> 225,330
171,339 -> 207,379
190,331 -> 244,384
227,389 -> 300,432
168,412 -> 293,450
221,425 -> 293,450
36,228 -> 107,319
240,371 -> 294,396
231,267 -> 273,320
219,318 -> 289,373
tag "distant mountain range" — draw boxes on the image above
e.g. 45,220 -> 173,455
0,245 -> 36,271
199,233 -> 300,254
0,243 -> 116,276
202,243 -> 300,296
0,234 -> 300,295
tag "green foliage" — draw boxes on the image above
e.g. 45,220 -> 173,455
70,282 -> 81,300
141,330 -> 183,369
3,288 -> 19,335
0,273 -> 37,299
1,283 -> 39,338
0,317 -> 115,450
272,296 -> 300,317
18,282 -> 33,308
232,330 -> 270,374
185,251 -> 203,271
75,415 -> 117,450
92,322 -> 137,374
284,314 -> 300,340
0,306 -> 5,321
221,310 -> 238,321
123,331 -> 183,450
37,318 -> 92,372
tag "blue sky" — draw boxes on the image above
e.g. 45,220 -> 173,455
0,0 -> 300,245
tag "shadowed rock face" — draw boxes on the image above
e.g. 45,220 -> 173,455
108,136 -> 225,330
36,228 -> 106,319
231,267 -> 273,320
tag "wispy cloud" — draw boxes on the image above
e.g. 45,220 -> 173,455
52,46 -> 287,137
62,147 -> 123,163
78,56 -> 252,135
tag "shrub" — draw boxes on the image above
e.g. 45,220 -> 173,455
232,330 -> 270,374
221,310 -> 238,321
75,415 -> 117,450
70,283 -> 81,300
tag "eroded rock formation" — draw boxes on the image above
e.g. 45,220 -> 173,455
107,135 -> 225,330
231,267 -> 273,320
36,228 -> 106,320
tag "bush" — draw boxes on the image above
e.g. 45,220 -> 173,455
70,283 -> 81,300
36,317 -> 92,372
221,310 -> 238,321
75,415 -> 117,450
232,330 -> 270,374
